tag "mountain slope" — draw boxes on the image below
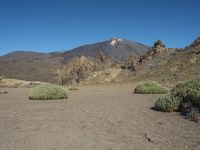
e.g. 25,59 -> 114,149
84,37 -> 200,86
137,38 -> 200,86
61,38 -> 150,62
0,51 -> 63,83
0,38 -> 150,83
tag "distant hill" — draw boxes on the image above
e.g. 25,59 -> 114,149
0,51 -> 63,83
0,38 -> 150,83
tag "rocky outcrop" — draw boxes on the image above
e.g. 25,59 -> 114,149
58,56 -> 96,85
152,40 -> 165,51
95,51 -> 108,63
139,40 -> 167,63
121,53 -> 138,71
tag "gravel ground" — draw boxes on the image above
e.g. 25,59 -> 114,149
0,83 -> 199,150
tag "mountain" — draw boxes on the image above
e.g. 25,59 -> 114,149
61,38 -> 150,62
84,37 -> 200,86
0,38 -> 150,83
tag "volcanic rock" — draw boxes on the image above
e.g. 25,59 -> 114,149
121,53 -> 138,71
59,56 -> 96,85
139,40 -> 167,63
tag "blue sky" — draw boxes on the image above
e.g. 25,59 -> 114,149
0,0 -> 200,55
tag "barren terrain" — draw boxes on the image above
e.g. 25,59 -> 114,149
0,84 -> 200,150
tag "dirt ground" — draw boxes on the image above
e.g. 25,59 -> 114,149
0,83 -> 200,150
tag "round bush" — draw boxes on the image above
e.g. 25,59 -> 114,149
154,78 -> 200,121
171,78 -> 200,99
154,95 -> 181,112
135,81 -> 168,94
29,84 -> 67,100
171,78 -> 200,109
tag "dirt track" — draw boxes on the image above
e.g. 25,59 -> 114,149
0,84 -> 200,150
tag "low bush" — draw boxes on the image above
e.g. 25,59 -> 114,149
154,95 -> 180,112
29,84 -> 67,100
171,78 -> 200,99
135,81 -> 168,94
154,78 -> 200,121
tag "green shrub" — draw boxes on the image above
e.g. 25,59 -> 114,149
154,78 -> 200,121
154,95 -> 181,112
171,78 -> 200,109
135,81 -> 168,94
29,84 -> 67,100
171,78 -> 200,99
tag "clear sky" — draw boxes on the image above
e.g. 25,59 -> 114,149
0,0 -> 200,55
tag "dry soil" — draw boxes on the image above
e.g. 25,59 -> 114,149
0,83 -> 199,150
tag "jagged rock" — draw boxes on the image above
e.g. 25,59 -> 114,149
95,51 -> 107,63
59,56 -> 96,85
139,40 -> 167,63
152,40 -> 166,53
121,53 -> 138,71
153,40 -> 165,48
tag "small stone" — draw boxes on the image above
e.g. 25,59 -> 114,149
0,91 -> 8,94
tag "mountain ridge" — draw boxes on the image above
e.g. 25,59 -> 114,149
0,38 -> 150,83
0,37 -> 199,85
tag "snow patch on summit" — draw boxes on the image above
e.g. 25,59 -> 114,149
110,38 -> 123,46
